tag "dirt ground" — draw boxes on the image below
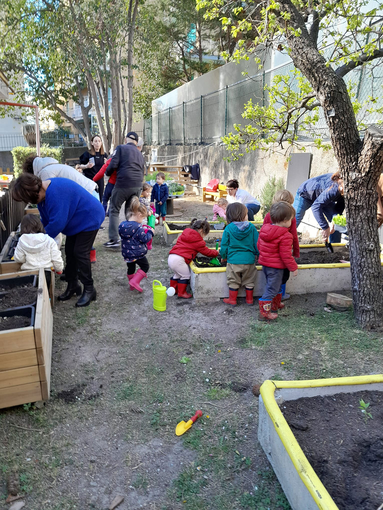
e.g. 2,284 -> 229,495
1,194 -> 382,510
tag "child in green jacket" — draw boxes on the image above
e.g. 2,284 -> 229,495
220,202 -> 259,306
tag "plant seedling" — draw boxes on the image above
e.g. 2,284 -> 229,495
359,399 -> 373,422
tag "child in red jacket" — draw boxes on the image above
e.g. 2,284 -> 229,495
93,157 -> 116,215
168,218 -> 219,299
263,189 -> 299,300
257,202 -> 298,321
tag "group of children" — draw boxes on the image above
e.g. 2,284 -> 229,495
13,174 -> 298,321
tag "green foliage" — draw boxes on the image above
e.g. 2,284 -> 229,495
359,399 -> 373,422
333,214 -> 347,227
11,145 -> 63,178
259,176 -> 285,218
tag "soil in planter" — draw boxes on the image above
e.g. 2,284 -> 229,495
0,284 -> 37,309
0,315 -> 31,331
296,246 -> 350,264
282,389 -> 383,510
194,255 -> 227,268
167,223 -> 189,231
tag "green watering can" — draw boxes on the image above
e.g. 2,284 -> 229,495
210,241 -> 221,266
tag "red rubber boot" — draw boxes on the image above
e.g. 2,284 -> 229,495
170,278 -> 178,295
129,269 -> 147,292
127,274 -> 134,290
258,300 -> 278,321
223,288 -> 238,306
178,279 -> 192,299
245,288 -> 254,306
90,248 -> 97,263
271,293 -> 285,312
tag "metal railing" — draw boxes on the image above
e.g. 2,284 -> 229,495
144,56 -> 383,146
0,134 -> 27,151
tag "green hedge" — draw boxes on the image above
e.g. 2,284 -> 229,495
11,145 -> 63,178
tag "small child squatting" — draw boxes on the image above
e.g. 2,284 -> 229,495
14,215 -> 64,273
220,202 -> 259,306
257,201 -> 298,321
119,197 -> 154,293
168,218 -> 219,299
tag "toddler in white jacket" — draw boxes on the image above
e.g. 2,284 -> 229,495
14,215 -> 64,273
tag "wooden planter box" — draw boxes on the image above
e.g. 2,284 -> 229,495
24,204 -> 40,215
0,268 -> 53,409
0,232 -> 55,306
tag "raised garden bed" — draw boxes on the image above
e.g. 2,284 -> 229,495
163,220 -> 262,245
189,243 -> 380,300
0,274 -> 38,309
258,375 -> 383,510
0,268 -> 53,408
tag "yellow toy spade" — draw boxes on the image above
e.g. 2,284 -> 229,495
176,410 -> 203,436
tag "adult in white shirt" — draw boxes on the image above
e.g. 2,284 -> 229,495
226,179 -> 261,221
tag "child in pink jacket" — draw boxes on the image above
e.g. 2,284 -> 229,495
212,198 -> 228,221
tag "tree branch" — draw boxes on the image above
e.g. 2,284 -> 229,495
335,49 -> 383,78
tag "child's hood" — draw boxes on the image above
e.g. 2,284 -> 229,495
259,223 -> 291,242
18,233 -> 51,253
228,221 -> 253,239
33,157 -> 59,175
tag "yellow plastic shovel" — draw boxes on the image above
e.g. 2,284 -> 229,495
175,410 -> 203,436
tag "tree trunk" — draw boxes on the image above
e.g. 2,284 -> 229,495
127,0 -> 139,132
277,0 -> 383,328
344,127 -> 383,328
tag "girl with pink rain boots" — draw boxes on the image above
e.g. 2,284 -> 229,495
119,197 -> 154,292
257,202 -> 298,320
168,218 -> 219,298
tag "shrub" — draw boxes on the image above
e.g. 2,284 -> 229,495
260,176 -> 285,218
11,145 -> 63,178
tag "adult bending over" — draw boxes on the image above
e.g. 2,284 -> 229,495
12,174 -> 105,307
79,135 -> 108,201
293,172 -> 344,241
225,179 -> 261,221
104,131 -> 145,248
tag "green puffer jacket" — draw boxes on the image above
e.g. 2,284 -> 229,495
220,222 -> 259,265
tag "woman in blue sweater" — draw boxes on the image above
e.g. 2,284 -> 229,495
293,172 -> 344,242
12,174 -> 105,307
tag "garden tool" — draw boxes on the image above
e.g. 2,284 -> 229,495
210,241 -> 220,266
325,240 -> 334,253
176,410 -> 203,436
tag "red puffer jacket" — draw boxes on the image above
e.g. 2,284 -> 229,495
257,224 -> 298,272
169,228 -> 219,265
263,213 -> 300,258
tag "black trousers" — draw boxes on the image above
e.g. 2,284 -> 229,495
282,268 -> 290,285
127,256 -> 149,275
95,177 -> 104,202
65,230 -> 98,287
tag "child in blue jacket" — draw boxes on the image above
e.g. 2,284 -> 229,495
119,197 -> 154,293
151,172 -> 169,223
220,202 -> 259,307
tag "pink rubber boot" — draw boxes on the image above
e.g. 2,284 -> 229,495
129,269 -> 147,292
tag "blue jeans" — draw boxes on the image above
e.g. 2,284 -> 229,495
293,191 -> 313,227
102,181 -> 114,213
156,201 -> 167,217
246,203 -> 261,221
260,266 -> 284,301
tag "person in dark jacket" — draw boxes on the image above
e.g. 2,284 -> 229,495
79,135 -> 108,201
11,174 -> 105,307
293,172 -> 344,242
119,197 -> 154,292
150,172 -> 169,222
104,132 -> 146,248
168,218 -> 219,299
257,202 -> 298,321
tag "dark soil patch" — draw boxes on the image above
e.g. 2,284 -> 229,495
282,389 -> 383,510
296,246 -> 350,264
0,285 -> 37,309
167,222 -> 189,231
0,315 -> 31,331
56,383 -> 87,403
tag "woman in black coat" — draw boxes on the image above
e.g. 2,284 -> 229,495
79,135 -> 108,201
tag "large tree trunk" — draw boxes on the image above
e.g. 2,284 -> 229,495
278,0 -> 383,328
127,0 -> 139,132
344,127 -> 383,328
